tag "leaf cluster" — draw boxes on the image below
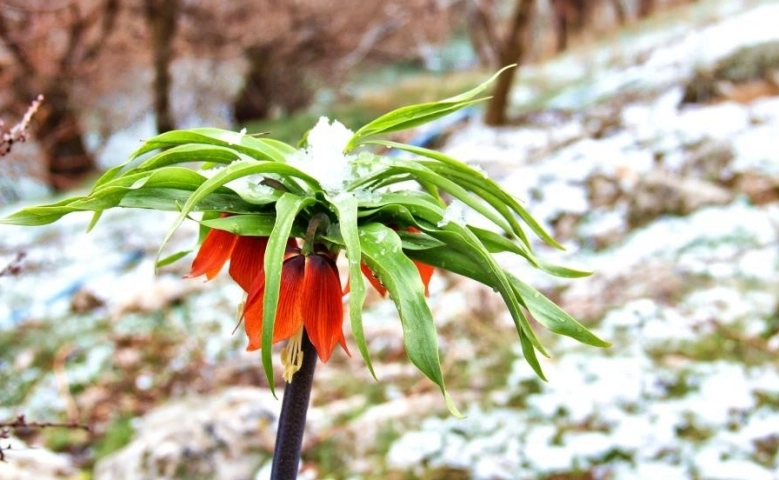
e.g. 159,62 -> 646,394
1,67 -> 608,415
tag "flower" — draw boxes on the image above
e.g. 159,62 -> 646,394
188,225 -> 348,381
186,227 -> 269,292
242,246 -> 348,380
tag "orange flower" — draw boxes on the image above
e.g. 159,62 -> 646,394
242,247 -> 348,381
187,225 -> 347,381
186,228 -> 269,292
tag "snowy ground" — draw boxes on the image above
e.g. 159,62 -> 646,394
1,0 -> 778,479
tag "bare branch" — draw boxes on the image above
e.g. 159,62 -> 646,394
0,414 -> 90,463
340,15 -> 409,69
0,95 -> 44,157
0,414 -> 90,432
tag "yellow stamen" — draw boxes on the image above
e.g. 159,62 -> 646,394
281,327 -> 304,383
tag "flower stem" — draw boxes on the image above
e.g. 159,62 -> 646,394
271,329 -> 317,480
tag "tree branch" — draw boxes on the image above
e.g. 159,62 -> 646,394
0,95 -> 44,157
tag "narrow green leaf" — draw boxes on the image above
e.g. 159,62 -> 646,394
260,193 -> 315,395
129,128 -> 292,163
347,66 -> 515,150
156,250 -> 190,268
351,160 -> 515,238
326,192 -> 374,378
154,161 -> 319,267
509,275 -> 609,347
401,235 -> 548,380
200,213 -> 279,237
359,223 -> 462,417
367,140 -> 562,250
442,65 -> 516,103
348,99 -> 487,149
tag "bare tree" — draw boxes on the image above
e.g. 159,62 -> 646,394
173,0 -> 458,124
0,0 -> 120,190
483,0 -> 536,126
143,0 -> 180,133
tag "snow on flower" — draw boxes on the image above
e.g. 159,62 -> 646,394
289,117 -> 355,193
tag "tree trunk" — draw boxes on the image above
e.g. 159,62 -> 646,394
145,0 -> 180,133
610,0 -> 627,25
484,0 -> 536,126
551,0 -> 569,53
638,0 -> 656,18
233,46 -> 314,124
36,84 -> 95,191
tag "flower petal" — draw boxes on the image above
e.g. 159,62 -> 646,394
414,260 -> 434,297
359,263 -> 387,296
303,254 -> 346,362
186,228 -> 237,280
243,254 -> 306,350
228,236 -> 269,292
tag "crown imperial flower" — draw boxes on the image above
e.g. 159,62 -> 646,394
1,67 -> 608,416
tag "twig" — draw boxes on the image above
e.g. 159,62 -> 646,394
0,252 -> 25,277
0,414 -> 90,462
0,95 -> 44,157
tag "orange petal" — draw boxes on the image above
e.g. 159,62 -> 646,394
414,260 -> 434,297
228,236 -> 269,292
360,263 -> 387,296
243,255 -> 306,350
303,254 -> 346,362
186,228 -> 238,280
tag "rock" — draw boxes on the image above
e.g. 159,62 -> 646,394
627,170 -> 733,228
94,387 -> 279,480
0,437 -> 77,480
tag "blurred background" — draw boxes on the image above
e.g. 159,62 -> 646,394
1,0 -> 778,478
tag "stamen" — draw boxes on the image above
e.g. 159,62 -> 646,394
281,327 -> 305,382
231,297 -> 246,335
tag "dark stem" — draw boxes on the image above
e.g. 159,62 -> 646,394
271,329 -> 317,479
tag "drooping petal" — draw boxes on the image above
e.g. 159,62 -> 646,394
243,254 -> 306,350
348,263 -> 387,297
303,254 -> 346,362
405,227 -> 434,297
414,260 -> 434,297
228,236 -> 269,292
186,228 -> 238,280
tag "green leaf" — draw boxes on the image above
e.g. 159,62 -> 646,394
407,243 -> 547,379
92,130 -> 295,191
443,65 -> 516,102
367,140 -> 562,250
347,66 -> 515,150
0,197 -> 83,226
155,160 -> 319,266
348,99 -> 487,149
260,193 -> 315,395
326,192 -> 374,378
200,213 -> 279,237
156,250 -> 191,269
423,222 -> 549,375
130,128 -> 292,163
509,275 -> 609,348
0,168 -> 220,226
359,223 -> 461,417
352,160 -> 517,238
